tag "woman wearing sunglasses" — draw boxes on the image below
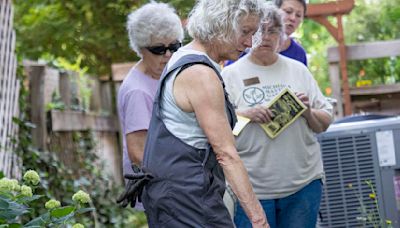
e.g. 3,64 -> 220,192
116,1 -> 183,208
121,0 -> 271,227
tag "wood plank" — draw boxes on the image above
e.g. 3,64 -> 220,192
51,110 -> 119,132
0,1 -> 12,174
328,63 -> 343,118
44,67 -> 60,105
328,40 -> 400,62
111,62 -> 135,82
0,0 -> 6,174
307,0 -> 354,17
0,0 -> 20,178
59,71 -> 72,109
350,84 -> 400,96
94,132 -> 122,184
27,65 -> 47,150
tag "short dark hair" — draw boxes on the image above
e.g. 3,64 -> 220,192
274,0 -> 307,15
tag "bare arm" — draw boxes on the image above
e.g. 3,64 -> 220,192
126,130 -> 147,165
174,65 -> 268,227
296,92 -> 332,133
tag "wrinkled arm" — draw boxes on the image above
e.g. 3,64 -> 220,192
174,65 -> 268,227
296,92 -> 332,133
303,109 -> 332,133
126,130 -> 147,165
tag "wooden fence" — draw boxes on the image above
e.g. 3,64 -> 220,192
328,39 -> 400,117
24,63 -> 123,183
0,0 -> 20,178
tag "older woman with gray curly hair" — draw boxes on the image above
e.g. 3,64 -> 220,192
117,0 -> 271,227
117,2 -> 183,196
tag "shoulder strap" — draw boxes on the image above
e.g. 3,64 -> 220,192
154,54 -> 236,129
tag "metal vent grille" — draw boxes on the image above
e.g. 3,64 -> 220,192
318,134 -> 380,228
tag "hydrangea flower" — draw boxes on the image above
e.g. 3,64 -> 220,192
45,199 -> 61,209
72,190 -> 91,204
72,223 -> 85,228
0,178 -> 13,192
23,170 -> 40,185
10,179 -> 21,191
20,185 -> 33,197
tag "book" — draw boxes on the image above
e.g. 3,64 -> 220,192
259,88 -> 307,139
232,115 -> 251,136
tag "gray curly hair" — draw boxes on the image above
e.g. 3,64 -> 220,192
127,2 -> 184,57
187,0 -> 266,44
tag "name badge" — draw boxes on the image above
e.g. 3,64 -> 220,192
243,77 -> 260,86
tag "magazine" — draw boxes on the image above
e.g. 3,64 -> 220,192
260,88 -> 307,139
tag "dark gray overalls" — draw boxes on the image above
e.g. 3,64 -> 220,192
142,54 -> 237,227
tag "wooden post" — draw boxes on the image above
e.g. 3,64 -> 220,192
336,14 -> 352,116
26,64 -> 47,150
328,63 -> 343,118
307,0 -> 355,116
90,78 -> 101,112
100,81 -> 113,114
59,71 -> 72,109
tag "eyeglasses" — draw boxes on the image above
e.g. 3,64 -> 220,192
146,42 -> 182,55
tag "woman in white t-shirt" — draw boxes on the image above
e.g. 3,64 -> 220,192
222,3 -> 333,228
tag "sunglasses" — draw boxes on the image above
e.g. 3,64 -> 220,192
146,42 -> 182,55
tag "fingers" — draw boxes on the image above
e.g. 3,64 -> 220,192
252,106 -> 274,123
117,177 -> 153,208
124,173 -> 146,180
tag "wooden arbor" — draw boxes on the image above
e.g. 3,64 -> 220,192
306,0 -> 355,116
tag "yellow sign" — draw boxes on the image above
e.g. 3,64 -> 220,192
356,80 -> 372,87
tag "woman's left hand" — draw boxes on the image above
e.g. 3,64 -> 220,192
295,92 -> 311,119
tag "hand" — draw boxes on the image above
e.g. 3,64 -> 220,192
239,105 -> 274,123
295,92 -> 311,118
116,164 -> 154,208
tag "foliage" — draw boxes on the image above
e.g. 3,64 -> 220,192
348,180 -> 393,228
12,60 -> 147,227
344,0 -> 400,87
301,0 -> 400,94
54,56 -> 92,112
13,0 -> 195,77
13,0 -> 400,93
0,170 -> 94,227
297,19 -> 335,95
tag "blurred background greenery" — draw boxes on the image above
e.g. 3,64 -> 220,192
13,0 -> 400,95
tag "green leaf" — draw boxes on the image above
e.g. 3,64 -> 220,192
0,208 -> 28,220
24,213 -> 50,227
0,197 -> 10,209
52,212 -> 75,224
16,195 -> 43,204
50,206 -> 75,218
8,224 -> 23,228
75,207 -> 95,214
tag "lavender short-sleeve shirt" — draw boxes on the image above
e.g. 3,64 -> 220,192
117,68 -> 158,176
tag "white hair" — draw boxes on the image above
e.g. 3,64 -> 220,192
187,0 -> 266,44
127,2 -> 184,57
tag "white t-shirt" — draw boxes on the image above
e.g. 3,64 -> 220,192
221,54 -> 333,199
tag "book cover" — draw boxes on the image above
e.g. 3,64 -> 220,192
259,88 -> 307,139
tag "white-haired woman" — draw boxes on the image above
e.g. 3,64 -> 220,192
118,0 -> 270,227
116,2 -> 183,204
222,4 -> 332,228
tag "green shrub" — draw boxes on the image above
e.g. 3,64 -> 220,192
0,170 -> 93,227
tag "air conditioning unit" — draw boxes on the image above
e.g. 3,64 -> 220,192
317,116 -> 400,228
